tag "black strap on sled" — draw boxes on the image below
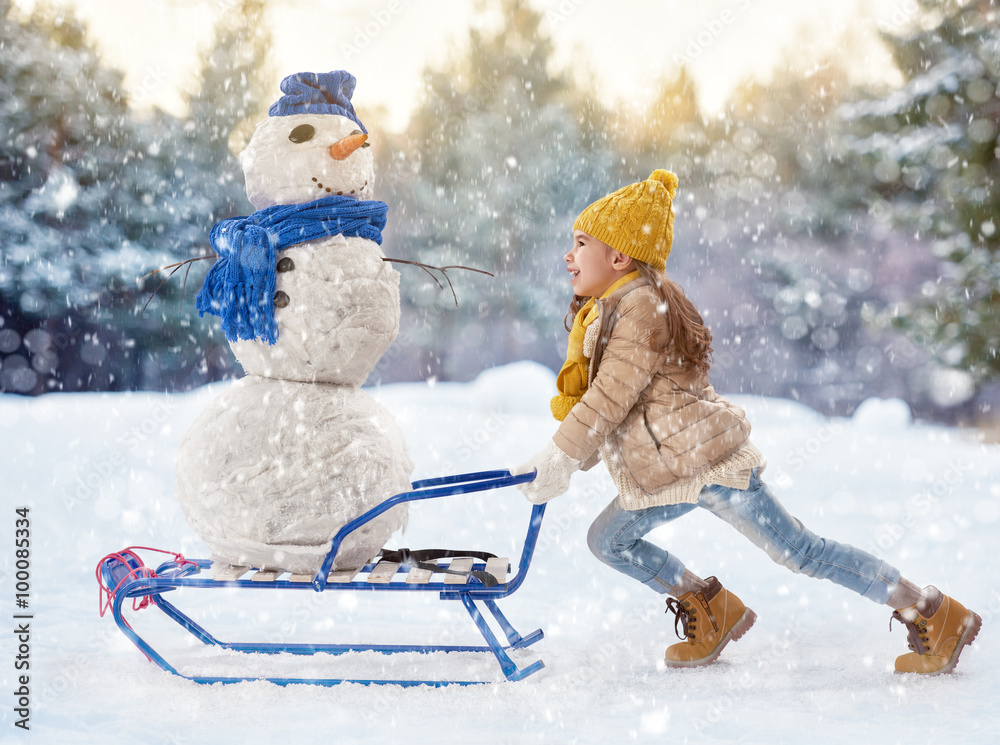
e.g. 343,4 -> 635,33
377,548 -> 502,588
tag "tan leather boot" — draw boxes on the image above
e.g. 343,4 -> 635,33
892,587 -> 981,675
664,576 -> 756,668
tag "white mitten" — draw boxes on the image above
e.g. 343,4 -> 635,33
511,440 -> 583,504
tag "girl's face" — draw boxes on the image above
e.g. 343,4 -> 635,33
565,230 -> 632,298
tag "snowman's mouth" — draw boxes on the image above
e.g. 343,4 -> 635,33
312,178 -> 369,197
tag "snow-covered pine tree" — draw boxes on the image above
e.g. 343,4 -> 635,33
0,2 -> 175,393
181,0 -> 269,221
840,0 -> 1000,403
707,66 -> 893,411
135,0 -> 270,391
0,0 -> 271,394
385,0 -> 615,382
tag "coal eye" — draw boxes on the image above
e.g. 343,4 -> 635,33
288,124 -> 315,143
277,257 -> 295,272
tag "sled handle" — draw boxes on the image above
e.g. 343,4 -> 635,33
314,469 -> 537,590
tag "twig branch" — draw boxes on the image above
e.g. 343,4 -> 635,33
140,255 -> 214,314
383,258 -> 494,307
141,256 -> 213,279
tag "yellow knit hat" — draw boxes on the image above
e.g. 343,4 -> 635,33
572,169 -> 679,271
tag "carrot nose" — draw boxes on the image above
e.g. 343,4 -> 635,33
329,132 -> 369,160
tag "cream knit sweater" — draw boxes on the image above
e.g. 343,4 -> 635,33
600,438 -> 765,509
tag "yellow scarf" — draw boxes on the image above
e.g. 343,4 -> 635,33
550,271 -> 641,421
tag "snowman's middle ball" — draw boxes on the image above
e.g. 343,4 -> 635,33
229,235 -> 400,386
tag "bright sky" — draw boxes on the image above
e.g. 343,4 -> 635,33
25,0 -> 912,131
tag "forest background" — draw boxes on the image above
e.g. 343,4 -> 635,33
1,0 -> 997,426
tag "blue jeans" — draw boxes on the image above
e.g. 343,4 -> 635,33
587,469 -> 900,604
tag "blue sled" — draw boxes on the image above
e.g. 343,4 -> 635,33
97,469 -> 545,687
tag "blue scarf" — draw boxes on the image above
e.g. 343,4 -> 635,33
196,195 -> 388,345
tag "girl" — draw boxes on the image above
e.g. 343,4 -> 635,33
512,170 -> 981,674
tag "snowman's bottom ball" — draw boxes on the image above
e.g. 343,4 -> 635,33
175,376 -> 413,575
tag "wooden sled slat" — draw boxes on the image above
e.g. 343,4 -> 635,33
212,564 -> 250,582
251,570 -> 281,582
405,566 -> 434,584
485,557 -> 509,583
329,566 -> 362,584
367,561 -> 400,584
444,558 -> 474,584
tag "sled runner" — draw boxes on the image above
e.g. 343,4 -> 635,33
97,469 -> 545,687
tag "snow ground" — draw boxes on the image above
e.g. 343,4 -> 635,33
1,361 -> 998,744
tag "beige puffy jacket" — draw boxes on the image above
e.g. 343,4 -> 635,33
552,277 -> 752,497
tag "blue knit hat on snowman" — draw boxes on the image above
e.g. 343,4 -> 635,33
196,70 -> 386,345
269,70 -> 368,133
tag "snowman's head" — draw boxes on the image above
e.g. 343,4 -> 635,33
241,114 -> 375,209
240,71 -> 376,209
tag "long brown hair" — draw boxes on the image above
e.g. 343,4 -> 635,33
563,260 -> 713,376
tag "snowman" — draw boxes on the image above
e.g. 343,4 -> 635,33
174,71 -> 412,576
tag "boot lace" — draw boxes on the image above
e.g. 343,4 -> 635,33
890,611 -> 930,655
665,597 -> 697,641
